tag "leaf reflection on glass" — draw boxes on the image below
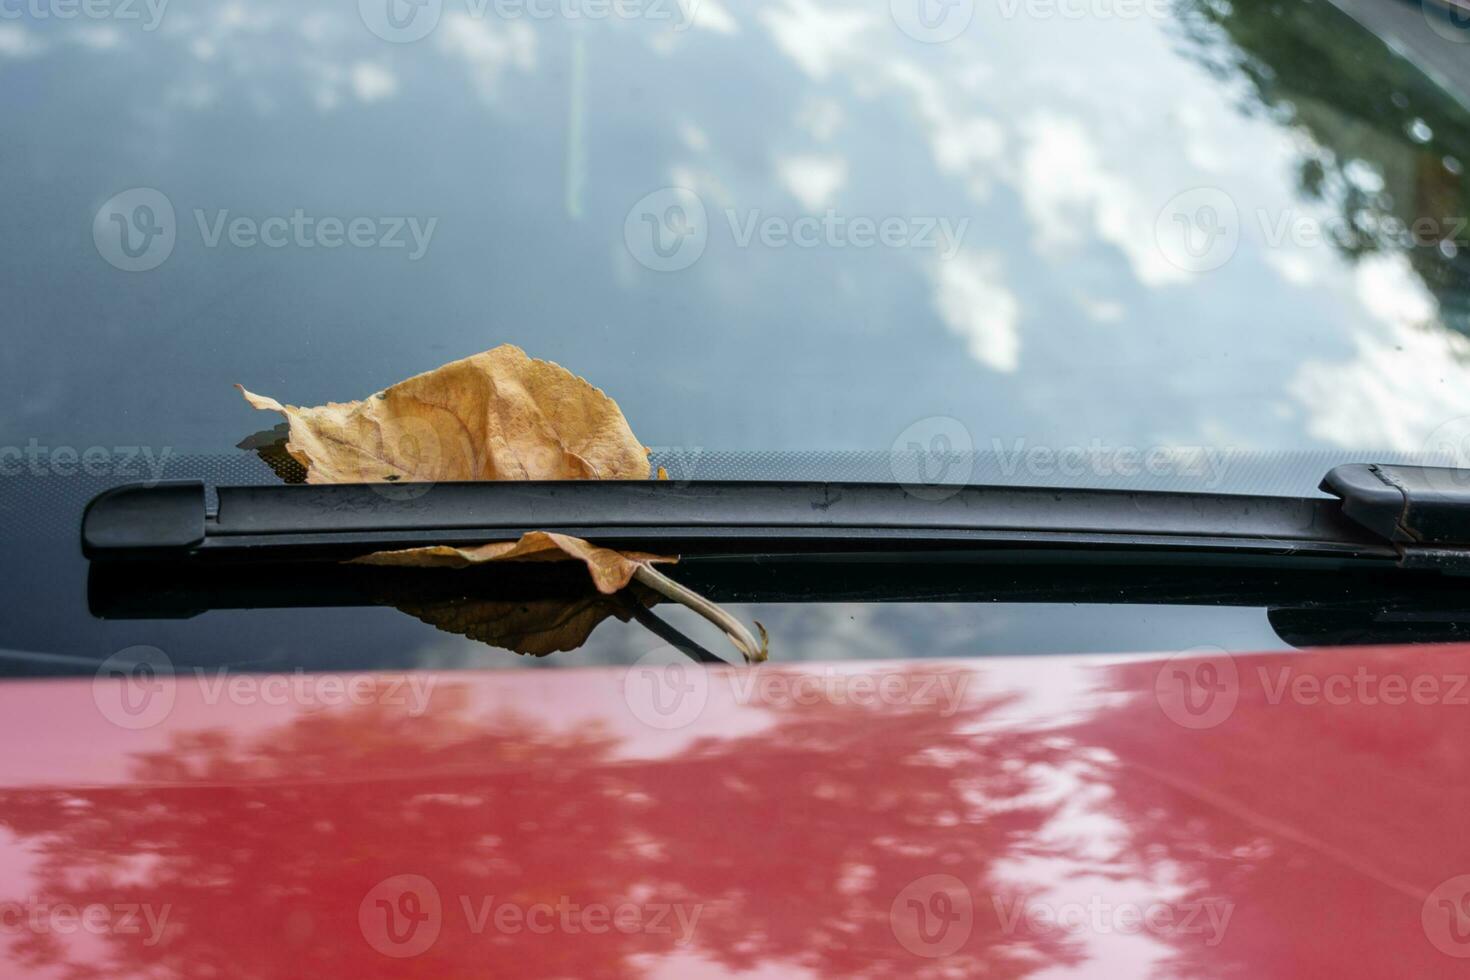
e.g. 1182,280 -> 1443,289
358,565 -> 663,658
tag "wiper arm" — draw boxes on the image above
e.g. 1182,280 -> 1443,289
82,466 -> 1444,567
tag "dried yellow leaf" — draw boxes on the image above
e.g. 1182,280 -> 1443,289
237,344 -> 650,484
235,346 -> 767,663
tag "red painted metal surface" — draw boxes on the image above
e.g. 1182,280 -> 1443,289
2,645 -> 1469,977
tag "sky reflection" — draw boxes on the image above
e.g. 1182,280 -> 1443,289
5,0 -> 1470,479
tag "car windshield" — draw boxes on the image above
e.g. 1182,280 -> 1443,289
7,0 -> 1470,496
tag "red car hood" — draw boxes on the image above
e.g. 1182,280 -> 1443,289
2,645 -> 1469,978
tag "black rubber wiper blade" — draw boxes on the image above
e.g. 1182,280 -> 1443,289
79,468 -> 1440,567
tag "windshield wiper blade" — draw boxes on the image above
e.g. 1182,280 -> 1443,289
78,464 -> 1470,570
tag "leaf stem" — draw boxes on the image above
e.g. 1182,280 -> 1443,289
632,564 -> 769,664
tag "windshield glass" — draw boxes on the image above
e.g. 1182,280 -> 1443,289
7,0 -> 1470,495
